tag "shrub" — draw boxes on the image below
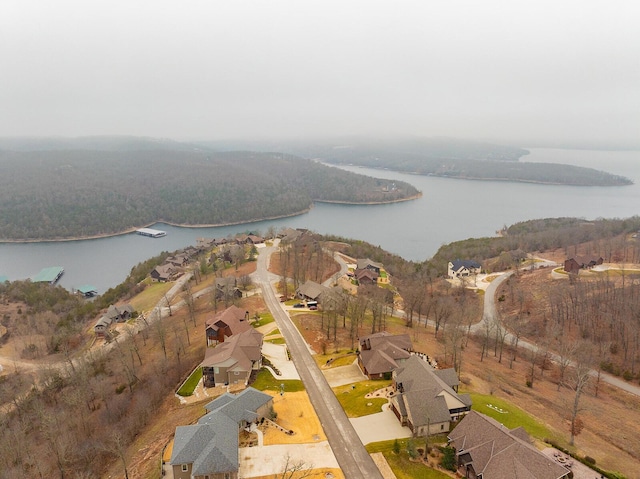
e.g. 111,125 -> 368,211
584,456 -> 596,465
440,446 -> 457,471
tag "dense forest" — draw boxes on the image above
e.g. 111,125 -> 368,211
201,136 -> 632,186
0,142 -> 419,240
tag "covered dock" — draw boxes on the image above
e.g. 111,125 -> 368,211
136,228 -> 167,238
31,266 -> 64,284
76,285 -> 98,297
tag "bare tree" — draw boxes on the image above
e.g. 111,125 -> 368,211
568,346 -> 592,446
276,453 -> 314,479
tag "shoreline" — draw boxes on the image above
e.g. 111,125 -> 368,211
314,192 -> 422,205
0,193 -> 422,244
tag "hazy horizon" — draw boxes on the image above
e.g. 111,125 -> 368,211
1,1 -> 638,147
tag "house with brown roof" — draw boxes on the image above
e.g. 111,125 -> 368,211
201,329 -> 263,387
390,355 -> 471,436
150,263 -> 176,282
448,411 -> 570,479
563,256 -> 604,274
205,305 -> 250,346
296,279 -> 331,303
355,268 -> 379,285
358,332 -> 412,379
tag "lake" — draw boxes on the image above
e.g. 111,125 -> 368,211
1,148 -> 639,293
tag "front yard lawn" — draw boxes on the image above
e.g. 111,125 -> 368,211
251,368 -> 305,392
332,380 -> 391,417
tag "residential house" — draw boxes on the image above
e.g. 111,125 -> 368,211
93,303 -> 134,337
201,328 -> 263,387
201,387 -> 273,428
356,258 -> 384,274
355,268 -> 378,285
296,279 -> 331,304
170,388 -> 273,479
563,255 -> 604,274
448,411 -> 570,479
448,259 -> 481,279
390,355 -> 471,436
205,305 -> 250,346
358,332 -> 412,379
166,253 -> 189,268
150,263 -> 176,282
213,277 -> 243,303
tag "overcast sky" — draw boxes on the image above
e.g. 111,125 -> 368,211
1,1 -> 638,145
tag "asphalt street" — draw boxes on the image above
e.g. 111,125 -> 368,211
254,243 -> 385,479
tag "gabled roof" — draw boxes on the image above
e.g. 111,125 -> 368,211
201,328 -> 263,370
450,259 -> 481,271
360,332 -> 412,352
355,269 -> 379,282
296,280 -> 331,301
205,305 -> 250,335
170,413 -> 238,475
201,387 -> 273,425
357,258 -> 384,271
393,355 -> 470,427
448,411 -> 569,479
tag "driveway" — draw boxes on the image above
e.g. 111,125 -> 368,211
261,342 -> 300,380
350,403 -> 412,445
239,442 -> 339,478
322,361 -> 368,387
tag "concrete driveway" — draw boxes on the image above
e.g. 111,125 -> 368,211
322,360 -> 368,387
261,341 -> 300,380
239,442 -> 339,478
350,403 -> 412,445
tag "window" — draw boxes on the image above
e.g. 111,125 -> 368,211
224,474 -> 231,479
214,367 -> 219,374
181,464 -> 188,472
441,424 -> 445,430
234,371 -> 239,375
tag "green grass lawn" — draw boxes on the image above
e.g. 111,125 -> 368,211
130,280 -> 174,312
267,337 -> 286,344
252,312 -> 275,328
251,368 -> 305,392
313,350 -> 357,368
467,392 -> 560,442
265,328 -> 281,336
366,439 -> 452,479
332,380 -> 391,417
177,368 -> 203,396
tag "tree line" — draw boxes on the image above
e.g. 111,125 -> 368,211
0,149 -> 419,240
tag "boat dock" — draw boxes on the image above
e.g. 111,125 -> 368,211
31,266 -> 64,284
136,228 -> 167,238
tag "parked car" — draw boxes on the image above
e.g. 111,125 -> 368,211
293,303 -> 305,308
309,306 -> 318,310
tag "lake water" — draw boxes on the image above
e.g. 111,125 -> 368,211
1,148 -> 639,293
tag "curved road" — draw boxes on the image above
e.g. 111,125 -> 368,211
481,270 -> 640,398
254,243 -> 384,479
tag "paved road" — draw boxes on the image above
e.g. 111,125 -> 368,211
480,269 -> 640,398
254,244 -> 384,479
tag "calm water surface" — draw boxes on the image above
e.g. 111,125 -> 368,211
1,149 -> 639,293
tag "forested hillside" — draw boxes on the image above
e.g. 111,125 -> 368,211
0,148 -> 419,240
202,137 -> 632,186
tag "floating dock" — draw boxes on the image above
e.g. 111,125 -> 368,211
32,266 -> 64,284
76,285 -> 98,297
136,228 -> 167,238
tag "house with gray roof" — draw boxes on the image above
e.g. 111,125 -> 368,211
296,279 -> 331,303
448,259 -> 481,279
169,387 -> 274,479
356,258 -> 384,273
448,411 -> 570,479
390,355 -> 471,436
93,303 -> 135,337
